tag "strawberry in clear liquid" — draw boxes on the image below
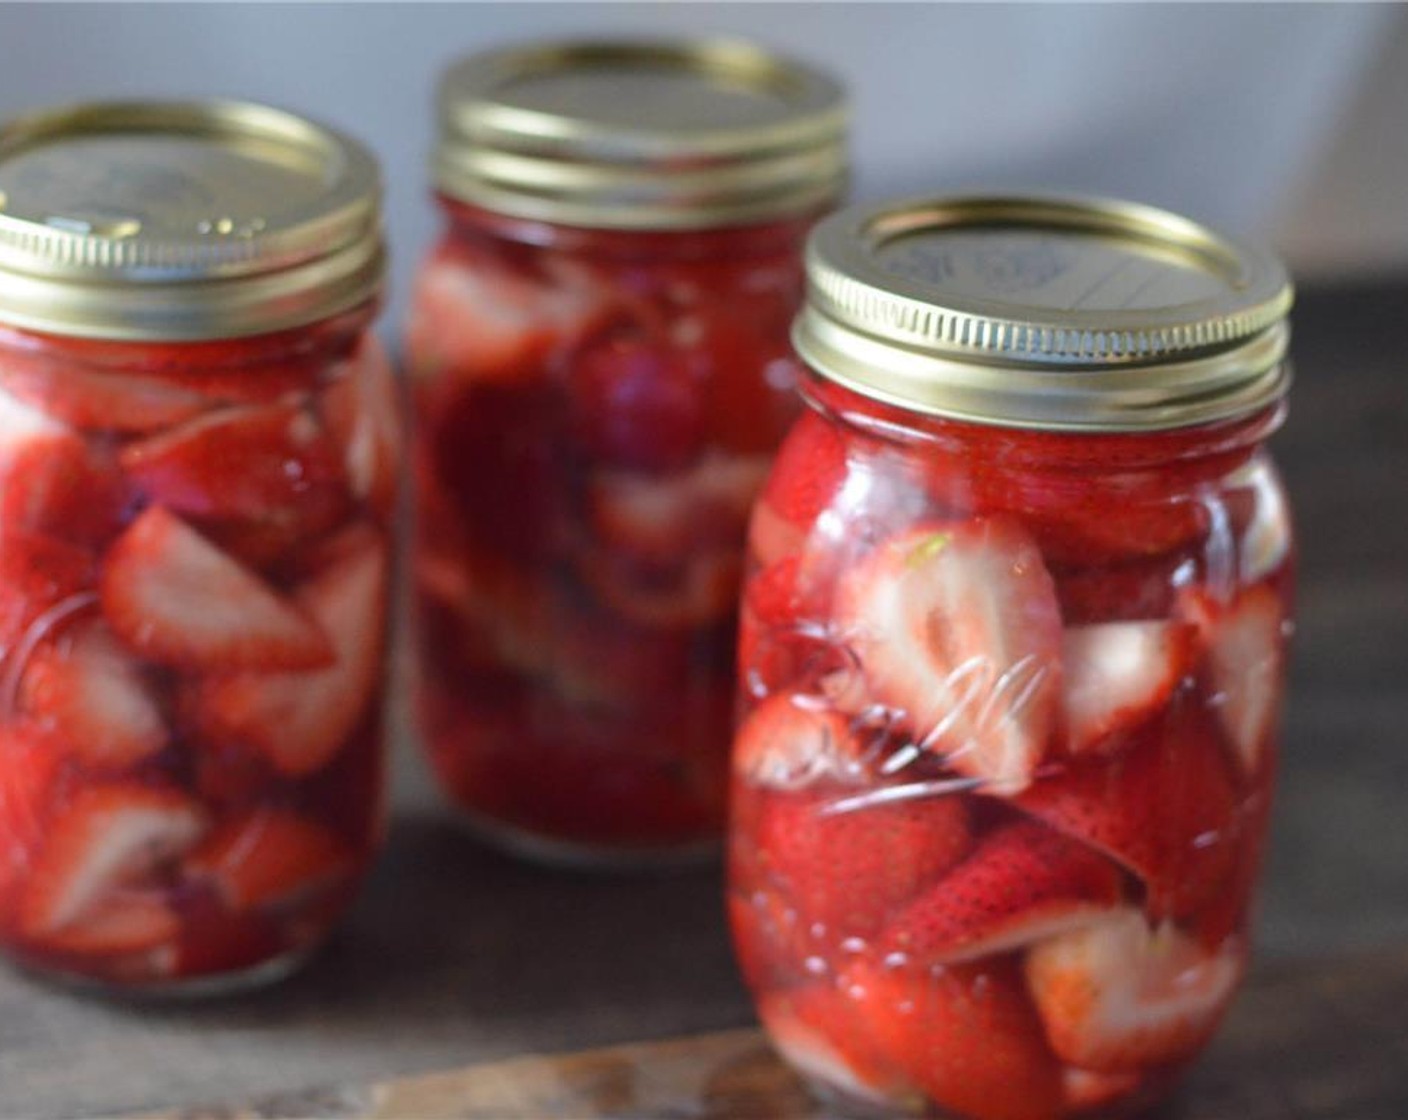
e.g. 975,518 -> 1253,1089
408,204 -> 815,854
0,311 -> 394,988
731,377 -> 1290,1119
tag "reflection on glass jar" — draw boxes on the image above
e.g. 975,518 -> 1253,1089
730,194 -> 1294,1119
407,41 -> 848,864
0,101 -> 395,993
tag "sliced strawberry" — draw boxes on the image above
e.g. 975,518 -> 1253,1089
0,348 -> 212,433
187,524 -> 387,777
743,555 -> 830,633
737,560 -> 851,706
406,246 -> 605,382
119,403 -> 351,560
320,337 -> 403,520
733,694 -> 869,792
1016,712 -> 1241,920
761,410 -> 847,528
757,785 -> 971,946
186,809 -> 353,913
567,332 -> 705,473
0,729 -> 64,905
1062,621 -> 1195,756
0,528 -> 95,660
1025,906 -> 1244,1072
1179,584 -> 1286,776
19,620 -> 168,769
101,506 -> 333,670
19,784 -> 204,943
884,820 -> 1123,966
844,956 -> 1065,1120
759,983 -> 921,1111
0,386 -> 128,542
748,498 -> 807,570
583,451 -> 769,565
40,894 -> 181,956
835,519 -> 1062,795
1062,1067 -> 1143,1111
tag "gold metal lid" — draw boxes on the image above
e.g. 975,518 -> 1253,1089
0,100 -> 384,340
434,39 -> 848,230
795,193 -> 1294,431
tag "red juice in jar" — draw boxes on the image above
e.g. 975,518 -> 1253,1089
406,41 -> 848,864
0,102 -> 397,993
730,194 -> 1295,1118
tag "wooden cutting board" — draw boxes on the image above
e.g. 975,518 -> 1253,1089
155,946 -> 1408,1120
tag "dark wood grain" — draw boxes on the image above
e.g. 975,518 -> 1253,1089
1,278 -> 1405,1120
148,948 -> 1408,1120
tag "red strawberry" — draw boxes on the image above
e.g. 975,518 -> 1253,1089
744,554 -> 834,632
1025,906 -> 1244,1072
583,451 -> 769,565
320,337 -> 403,520
760,411 -> 847,528
835,519 -> 1063,795
737,563 -> 850,706
119,403 -> 351,560
884,820 -> 1123,966
187,524 -> 387,777
733,694 -> 870,792
0,349 -> 212,433
0,729 -> 64,904
19,784 -> 204,944
757,785 -> 971,945
567,332 -> 705,473
748,498 -> 807,570
406,246 -> 605,382
19,620 -> 168,769
0,528 -> 95,661
1179,584 -> 1286,776
39,894 -> 181,957
186,809 -> 353,913
1062,621 -> 1196,755
101,506 -> 333,670
0,387 -> 131,546
1016,712 -> 1242,920
759,983 -> 921,1111
844,956 -> 1065,1120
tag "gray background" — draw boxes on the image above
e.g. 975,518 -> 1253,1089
2,2 -> 1406,332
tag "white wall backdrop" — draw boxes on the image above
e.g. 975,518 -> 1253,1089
0,3 -> 1402,331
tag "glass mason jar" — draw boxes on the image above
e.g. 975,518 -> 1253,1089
407,41 -> 848,864
0,102 -> 397,992
730,195 -> 1295,1118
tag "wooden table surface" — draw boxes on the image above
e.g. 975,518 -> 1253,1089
3,278 -> 1406,1120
